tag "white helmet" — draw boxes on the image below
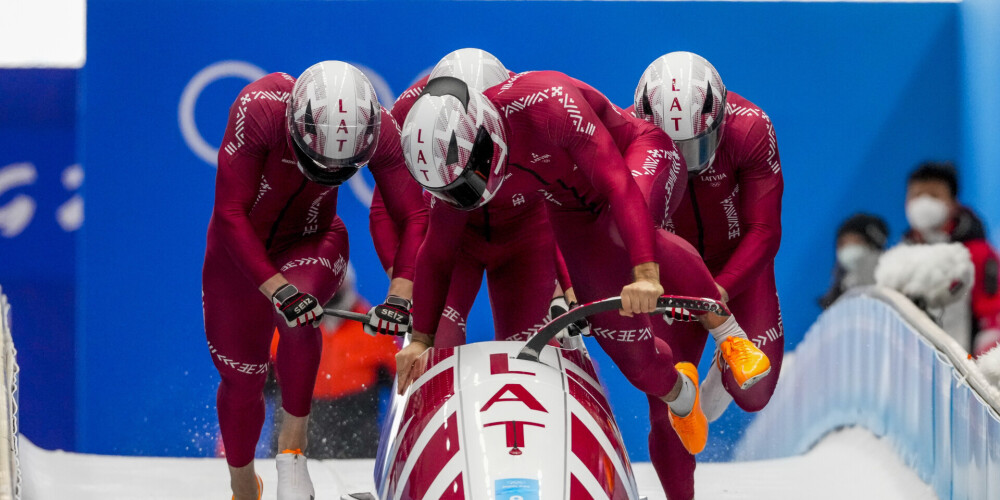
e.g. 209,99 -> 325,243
635,52 -> 726,174
400,77 -> 509,210
428,48 -> 510,92
287,61 -> 381,186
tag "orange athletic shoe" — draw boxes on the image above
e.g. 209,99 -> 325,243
232,474 -> 262,500
718,336 -> 772,390
667,362 -> 708,455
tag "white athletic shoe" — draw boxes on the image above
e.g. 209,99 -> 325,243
276,449 -> 315,500
701,353 -> 734,423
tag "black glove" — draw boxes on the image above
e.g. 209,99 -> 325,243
551,297 -> 590,338
271,283 -> 323,327
365,295 -> 413,336
566,301 -> 591,336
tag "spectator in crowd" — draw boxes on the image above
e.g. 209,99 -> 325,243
902,161 -> 1000,356
819,213 -> 890,309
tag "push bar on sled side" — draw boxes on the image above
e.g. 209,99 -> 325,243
516,295 -> 729,363
322,307 -> 370,324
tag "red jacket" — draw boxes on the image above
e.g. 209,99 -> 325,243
905,205 -> 1000,355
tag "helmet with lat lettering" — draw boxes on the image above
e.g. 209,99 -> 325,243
400,77 -> 509,210
287,61 -> 381,186
634,52 -> 726,175
429,48 -> 510,92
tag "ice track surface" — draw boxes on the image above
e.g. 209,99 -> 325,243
20,427 -> 936,500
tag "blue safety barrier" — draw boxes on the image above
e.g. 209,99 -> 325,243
736,287 -> 1000,499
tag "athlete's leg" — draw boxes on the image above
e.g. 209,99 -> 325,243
486,216 -> 559,341
646,229 -> 716,500
720,263 -> 784,412
433,244 -> 486,348
203,247 -> 274,498
549,209 -> 678,397
271,221 -> 350,451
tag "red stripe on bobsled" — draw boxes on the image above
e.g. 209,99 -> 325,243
567,374 -> 632,478
566,369 -> 613,420
389,367 -> 456,492
437,472 -> 465,500
560,349 -> 601,382
399,412 -> 461,500
406,347 -> 457,382
570,473 -> 596,500
571,414 -> 630,500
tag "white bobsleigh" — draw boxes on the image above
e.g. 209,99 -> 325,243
332,295 -> 728,500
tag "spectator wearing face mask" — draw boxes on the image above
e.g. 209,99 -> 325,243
903,161 -> 1000,356
820,213 -> 889,309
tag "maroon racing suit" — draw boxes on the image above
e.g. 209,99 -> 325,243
203,73 -> 426,467
475,71 -> 723,400
371,75 -> 572,347
632,91 -> 785,500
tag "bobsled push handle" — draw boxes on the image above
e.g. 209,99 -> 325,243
516,295 -> 730,363
322,307 -> 371,324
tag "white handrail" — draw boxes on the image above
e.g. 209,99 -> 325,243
0,286 -> 21,500
735,286 -> 1000,500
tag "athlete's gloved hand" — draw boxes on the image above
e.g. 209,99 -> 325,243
271,283 -> 323,327
621,262 -> 664,316
550,297 -> 592,339
550,296 -> 572,341
565,301 -> 591,337
364,295 -> 413,336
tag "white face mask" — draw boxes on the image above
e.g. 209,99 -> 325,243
837,244 -> 875,272
906,195 -> 950,232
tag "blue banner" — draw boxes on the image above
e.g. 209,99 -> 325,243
80,0 -> 960,458
0,68 -> 79,450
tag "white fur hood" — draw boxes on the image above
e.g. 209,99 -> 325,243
875,243 -> 974,309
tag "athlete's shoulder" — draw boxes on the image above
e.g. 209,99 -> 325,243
229,73 -> 294,123
235,72 -> 295,107
371,104 -> 404,168
722,91 -> 780,171
390,75 -> 430,124
488,71 -> 574,98
724,92 -> 772,134
222,73 -> 294,155
379,105 -> 402,141
487,71 -> 582,118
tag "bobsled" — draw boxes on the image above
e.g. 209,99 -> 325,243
332,295 -> 728,500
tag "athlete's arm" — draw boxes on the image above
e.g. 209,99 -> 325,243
369,109 -> 429,300
411,201 -> 471,336
554,246 -> 573,294
368,186 -> 401,277
556,86 -> 658,268
212,88 -> 283,293
554,80 -> 662,313
396,201 -> 466,393
714,113 -> 783,298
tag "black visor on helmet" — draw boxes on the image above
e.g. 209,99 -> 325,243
428,126 -> 495,210
288,132 -> 359,186
677,104 -> 727,175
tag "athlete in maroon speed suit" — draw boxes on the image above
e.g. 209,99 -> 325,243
203,72 -> 426,469
479,71 -> 724,398
632,91 -> 784,500
370,75 -> 574,347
